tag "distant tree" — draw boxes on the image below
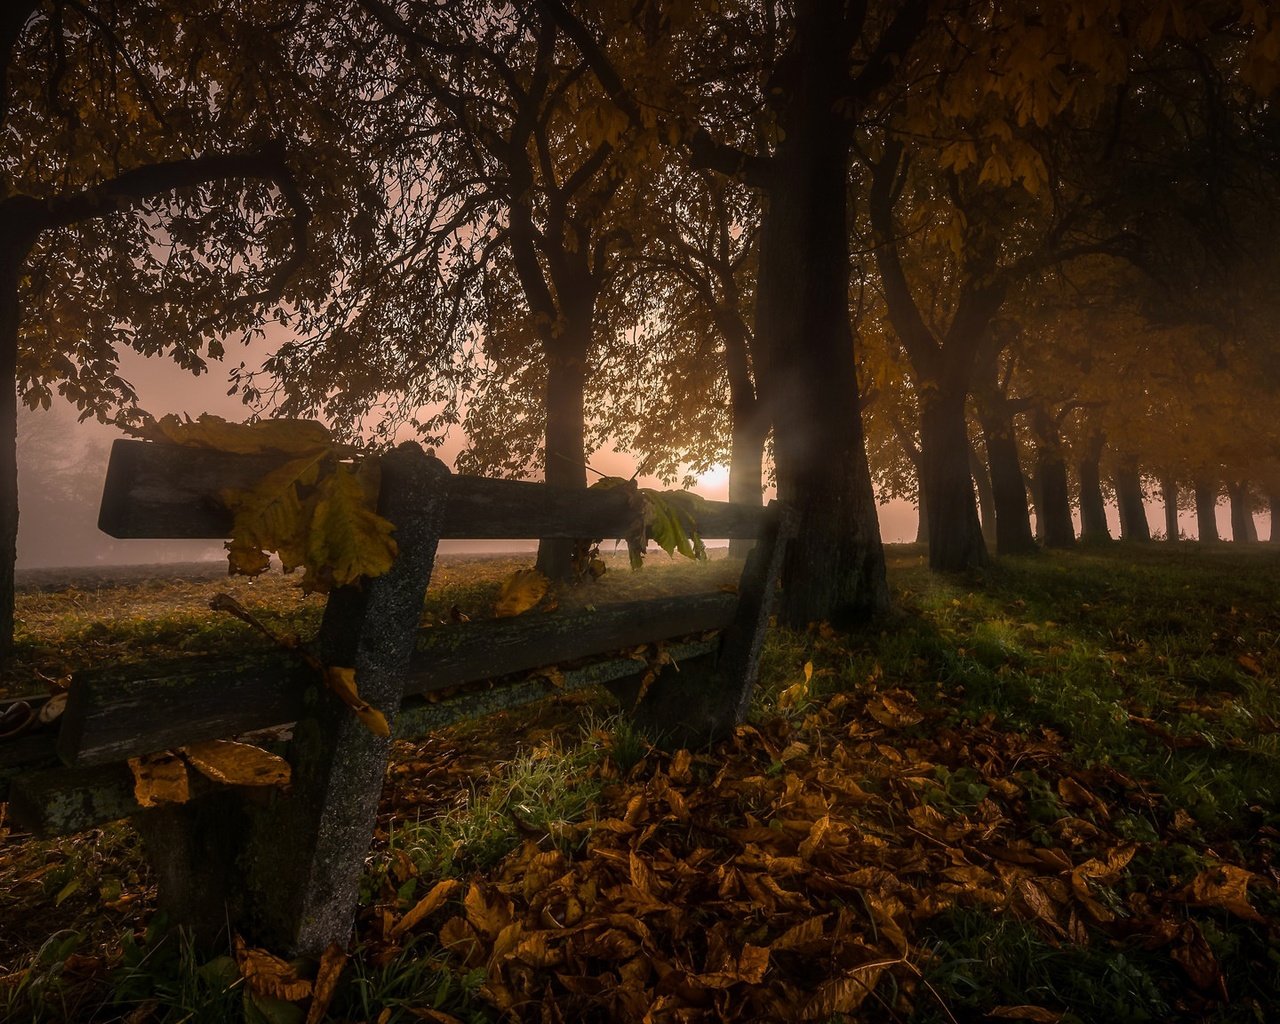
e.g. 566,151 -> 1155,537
0,0 -> 384,658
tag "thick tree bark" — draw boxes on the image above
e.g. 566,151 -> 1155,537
1029,409 -> 1073,548
1159,474 -> 1180,542
535,332 -> 590,580
970,443 -> 997,547
918,389 -> 988,569
721,311 -> 765,558
0,243 -> 21,664
1077,433 -> 1111,544
979,410 -> 1037,554
914,474 -> 929,545
1194,479 -> 1220,542
1227,481 -> 1258,543
1115,465 -> 1151,542
1034,447 -> 1075,548
757,3 -> 888,625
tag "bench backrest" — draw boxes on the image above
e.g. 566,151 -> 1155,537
4,438 -> 792,954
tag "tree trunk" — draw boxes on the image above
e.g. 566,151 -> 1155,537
1194,479 -> 1219,542
726,414 -> 767,558
757,3 -> 888,626
918,389 -> 988,569
979,411 -> 1037,555
0,244 -> 20,665
1269,486 -> 1280,544
1077,433 -> 1111,544
535,335 -> 589,580
970,443 -> 996,547
1227,481 -> 1257,543
1159,474 -> 1180,542
914,472 -> 929,546
1115,465 -> 1150,542
1035,446 -> 1075,548
721,311 -> 765,558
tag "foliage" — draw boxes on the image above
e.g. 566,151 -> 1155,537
126,414 -> 397,593
6,546 -> 1280,1021
589,476 -> 708,571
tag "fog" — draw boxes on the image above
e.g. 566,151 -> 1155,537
16,352 -> 1264,571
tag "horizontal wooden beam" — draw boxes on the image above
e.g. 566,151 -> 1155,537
14,640 -> 716,838
56,592 -> 736,767
98,439 -> 769,541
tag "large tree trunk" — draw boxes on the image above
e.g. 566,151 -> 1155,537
721,312 -> 765,558
918,388 -> 988,569
1194,478 -> 1219,542
0,243 -> 20,664
758,3 -> 888,626
535,333 -> 589,580
726,414 -> 767,557
1034,446 -> 1075,548
1159,474 -> 1180,542
970,443 -> 996,547
1115,465 -> 1150,542
979,411 -> 1037,554
1227,481 -> 1258,544
1077,432 -> 1111,544
914,472 -> 929,545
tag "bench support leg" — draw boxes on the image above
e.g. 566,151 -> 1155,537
138,444 -> 451,956
630,504 -> 794,747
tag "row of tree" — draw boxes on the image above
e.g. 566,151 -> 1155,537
3,1 -> 1278,658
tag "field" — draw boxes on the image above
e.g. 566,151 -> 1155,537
2,543 -> 1279,1023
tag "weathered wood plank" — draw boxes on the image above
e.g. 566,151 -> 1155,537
8,762 -> 141,837
13,640 -> 716,838
395,639 -> 716,739
56,650 -> 308,768
57,592 -> 737,767
404,591 -> 737,694
98,439 -> 769,540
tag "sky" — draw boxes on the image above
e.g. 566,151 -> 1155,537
13,345 -> 1266,569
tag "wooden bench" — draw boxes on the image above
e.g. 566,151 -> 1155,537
1,439 -> 793,955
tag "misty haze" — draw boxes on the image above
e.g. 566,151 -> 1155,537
3,3 -> 1280,1023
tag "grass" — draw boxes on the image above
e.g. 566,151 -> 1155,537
3,542 -> 1280,1021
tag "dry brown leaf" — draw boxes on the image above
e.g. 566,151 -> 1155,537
464,882 -> 512,939
1183,864 -> 1265,922
493,569 -> 550,618
392,878 -> 463,939
234,936 -> 312,1002
181,740 -> 292,788
988,1007 -> 1062,1022
1237,653 -> 1263,676
128,751 -> 190,808
801,965 -> 886,1019
36,692 -> 68,725
865,694 -> 924,729
304,944 -> 347,1024
323,666 -> 390,737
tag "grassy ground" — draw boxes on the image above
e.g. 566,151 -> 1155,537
1,543 -> 1278,1022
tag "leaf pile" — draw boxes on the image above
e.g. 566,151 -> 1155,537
127,413 -> 397,592
370,682 -> 1278,1022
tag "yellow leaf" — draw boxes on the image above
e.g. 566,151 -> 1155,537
305,464 -> 398,590
392,878 -> 463,938
234,935 -> 313,1002
135,412 -> 332,456
493,569 -> 550,618
180,740 -> 291,788
305,944 -> 348,1024
323,666 -> 391,737
128,751 -> 189,808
